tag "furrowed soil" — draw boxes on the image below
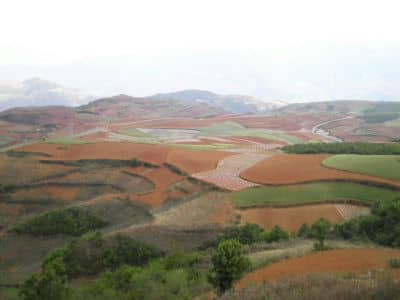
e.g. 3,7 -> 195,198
241,154 -> 400,188
19,142 -> 171,165
237,248 -> 400,289
166,148 -> 234,174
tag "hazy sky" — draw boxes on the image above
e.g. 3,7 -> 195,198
1,0 -> 400,101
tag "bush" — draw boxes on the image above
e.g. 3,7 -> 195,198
43,232 -> 163,278
262,225 -> 290,243
70,253 -> 210,300
210,239 -> 251,293
310,218 -> 331,249
388,258 -> 400,268
297,223 -> 310,238
224,223 -> 263,245
130,158 -> 142,167
334,198 -> 400,247
19,268 -> 70,300
14,207 -> 107,236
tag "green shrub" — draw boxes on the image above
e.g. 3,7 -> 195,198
70,253 -> 210,300
388,258 -> 400,268
43,232 -> 163,278
130,158 -> 142,167
310,218 -> 332,249
14,207 -> 107,236
210,239 -> 251,293
297,223 -> 310,238
334,198 -> 400,247
262,225 -> 290,243
224,223 -> 263,245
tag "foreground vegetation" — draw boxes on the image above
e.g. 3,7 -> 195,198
334,198 -> 400,247
283,142 -> 400,154
323,155 -> 400,181
14,207 -> 107,236
232,182 -> 399,207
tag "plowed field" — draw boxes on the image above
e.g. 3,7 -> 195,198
19,142 -> 171,165
166,148 -> 234,174
241,154 -> 400,188
128,166 -> 184,207
237,248 -> 400,288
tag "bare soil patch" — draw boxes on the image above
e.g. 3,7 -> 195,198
237,248 -> 400,288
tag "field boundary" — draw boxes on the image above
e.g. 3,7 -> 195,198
238,175 -> 400,191
235,198 -> 371,209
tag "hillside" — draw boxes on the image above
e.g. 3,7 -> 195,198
150,89 -> 285,113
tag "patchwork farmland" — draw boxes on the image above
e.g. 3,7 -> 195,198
2,96 -> 400,300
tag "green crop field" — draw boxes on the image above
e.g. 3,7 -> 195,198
123,128 -> 151,137
385,117 -> 400,128
232,182 -> 399,207
47,136 -> 91,145
323,155 -> 400,181
199,122 -> 303,144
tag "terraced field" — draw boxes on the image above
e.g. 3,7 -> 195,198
323,154 -> 400,181
192,153 -> 269,191
237,203 -> 369,231
232,182 -> 399,207
237,248 -> 400,288
241,153 -> 400,188
199,122 -> 304,144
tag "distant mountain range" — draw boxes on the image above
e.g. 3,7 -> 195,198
1,78 -> 400,117
150,90 -> 286,113
0,78 -> 95,111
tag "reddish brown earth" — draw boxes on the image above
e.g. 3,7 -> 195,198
238,204 -> 344,232
237,248 -> 400,288
241,154 -> 400,187
166,148 -> 234,174
19,142 -> 172,165
128,166 -> 184,207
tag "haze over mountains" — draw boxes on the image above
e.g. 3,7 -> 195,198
0,78 -> 94,111
2,77 -> 400,116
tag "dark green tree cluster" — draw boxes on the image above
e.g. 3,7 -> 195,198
203,223 -> 290,249
283,142 -> 400,155
43,232 -> 163,278
334,198 -> 400,247
14,207 -> 107,236
297,218 -> 332,250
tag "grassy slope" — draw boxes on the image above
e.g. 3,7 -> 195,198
232,182 -> 399,207
323,155 -> 400,181
200,122 -> 303,144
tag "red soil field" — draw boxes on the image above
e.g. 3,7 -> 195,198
241,154 -> 400,188
128,166 -> 183,207
237,204 -> 345,232
237,248 -> 400,288
166,148 -> 234,174
19,142 -> 172,166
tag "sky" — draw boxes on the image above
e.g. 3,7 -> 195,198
1,0 -> 400,101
